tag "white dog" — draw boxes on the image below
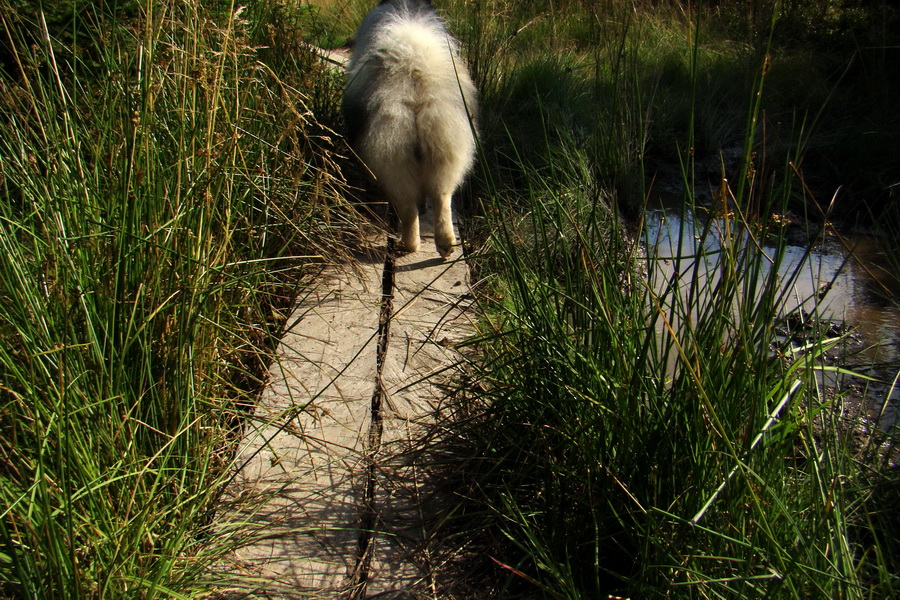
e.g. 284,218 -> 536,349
343,0 -> 477,257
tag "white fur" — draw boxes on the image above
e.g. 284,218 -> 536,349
343,0 -> 477,257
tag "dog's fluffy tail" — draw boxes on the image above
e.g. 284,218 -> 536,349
345,5 -> 477,192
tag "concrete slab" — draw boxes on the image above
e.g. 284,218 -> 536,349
220,211 -> 475,599
226,258 -> 385,597
363,214 -> 476,598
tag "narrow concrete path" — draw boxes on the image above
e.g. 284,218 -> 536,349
221,212 -> 475,598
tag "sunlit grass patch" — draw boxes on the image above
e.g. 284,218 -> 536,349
0,1 -> 360,596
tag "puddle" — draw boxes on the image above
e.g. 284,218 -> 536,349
642,204 -> 900,430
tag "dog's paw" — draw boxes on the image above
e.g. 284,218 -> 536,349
435,238 -> 455,258
435,221 -> 456,258
400,235 -> 420,254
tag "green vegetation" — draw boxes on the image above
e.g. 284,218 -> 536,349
0,1 -> 358,596
448,0 -> 899,219
0,0 -> 897,598
463,123 -> 900,597
450,0 -> 900,597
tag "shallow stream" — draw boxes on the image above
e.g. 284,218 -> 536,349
643,204 -> 900,430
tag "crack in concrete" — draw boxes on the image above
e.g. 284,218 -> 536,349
347,238 -> 396,600
223,208 -> 473,596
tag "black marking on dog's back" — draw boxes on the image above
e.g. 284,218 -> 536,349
341,83 -> 368,148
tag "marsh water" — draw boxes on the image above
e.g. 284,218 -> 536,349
643,203 -> 900,429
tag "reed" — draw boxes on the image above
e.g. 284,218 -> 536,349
0,1 -> 357,596
454,1 -> 899,597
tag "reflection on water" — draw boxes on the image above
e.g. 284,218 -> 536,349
643,206 -> 900,428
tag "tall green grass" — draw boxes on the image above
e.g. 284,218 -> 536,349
469,162 -> 899,597
0,1 -> 357,596
454,1 -> 899,597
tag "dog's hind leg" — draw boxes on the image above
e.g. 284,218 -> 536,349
387,178 -> 421,253
433,192 -> 455,258
396,199 -> 420,253
425,163 -> 461,258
